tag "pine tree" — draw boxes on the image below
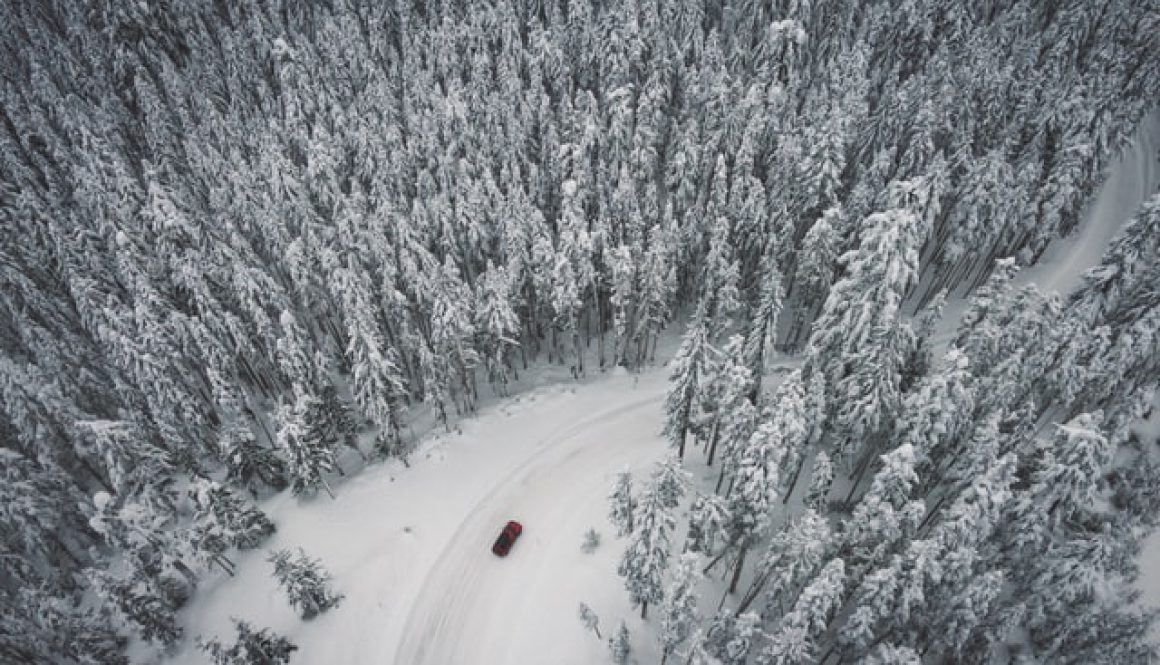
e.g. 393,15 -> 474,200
762,370 -> 811,500
608,621 -> 631,665
218,418 -> 287,492
188,478 -> 275,575
608,243 -> 638,369
198,618 -> 298,665
897,347 -> 975,491
760,558 -> 846,664
803,451 -> 834,511
652,454 -> 690,510
617,482 -> 675,619
608,468 -> 635,537
475,260 -> 521,394
74,419 -> 173,497
739,510 -> 833,617
742,254 -> 785,397
90,571 -> 183,646
275,384 -> 339,498
635,225 -> 676,365
791,207 -> 841,344
659,552 -> 702,664
577,602 -> 602,639
904,288 -> 948,387
686,492 -> 731,555
268,547 -> 343,619
276,310 -> 324,389
665,312 -> 713,458
805,188 -> 924,468
700,212 -> 742,338
842,443 -> 926,574
0,587 -> 127,665
698,335 -> 754,468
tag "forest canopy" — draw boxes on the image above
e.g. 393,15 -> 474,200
1,0 -> 1158,662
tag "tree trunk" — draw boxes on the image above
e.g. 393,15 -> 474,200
640,601 -> 648,619
728,545 -> 748,594
736,566 -> 774,615
715,465 -> 728,494
705,418 -> 721,467
782,452 -> 808,503
702,548 -> 730,575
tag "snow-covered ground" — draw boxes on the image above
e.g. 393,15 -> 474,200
1017,110 -> 1160,295
169,367 -> 672,665
167,111 -> 1160,664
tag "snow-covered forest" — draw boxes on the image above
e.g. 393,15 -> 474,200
2,0 -> 1159,662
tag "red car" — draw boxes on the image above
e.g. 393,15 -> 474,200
492,520 -> 523,556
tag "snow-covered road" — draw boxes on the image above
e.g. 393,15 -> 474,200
394,388 -> 665,664
169,368 -> 671,665
1018,109 -> 1160,295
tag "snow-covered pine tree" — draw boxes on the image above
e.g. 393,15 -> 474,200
617,481 -> 675,618
758,558 -> 845,665
762,370 -> 811,501
686,492 -> 731,556
608,468 -> 635,537
713,611 -> 764,665
896,347 -> 975,493
741,252 -> 785,398
805,183 -> 924,473
608,621 -> 631,665
634,225 -> 676,365
954,257 -> 1020,372
719,418 -> 790,592
268,547 -> 343,619
577,602 -> 602,639
1008,412 -> 1112,536
74,419 -> 173,498
429,257 -> 481,413
790,206 -> 841,346
198,618 -> 298,665
652,454 -> 690,510
700,211 -> 742,340
697,335 -> 754,468
275,310 -> 323,390
89,571 -> 183,646
0,587 -> 127,665
1069,193 -> 1160,324
665,311 -> 713,459
841,443 -> 926,575
905,288 -> 948,386
803,451 -> 834,511
275,383 -> 339,498
188,478 -> 275,574
658,552 -> 702,664
608,243 -> 639,369
861,643 -> 921,664
218,417 -> 287,492
738,509 -> 833,616
332,264 -> 407,455
475,261 -> 521,394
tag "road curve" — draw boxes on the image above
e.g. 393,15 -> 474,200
393,392 -> 666,665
